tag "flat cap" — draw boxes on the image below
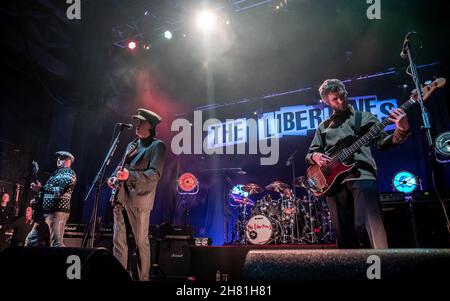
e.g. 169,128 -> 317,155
55,151 -> 75,163
132,108 -> 162,126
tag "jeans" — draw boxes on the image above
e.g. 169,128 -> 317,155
45,212 -> 70,247
25,212 -> 69,247
326,180 -> 388,249
113,204 -> 151,281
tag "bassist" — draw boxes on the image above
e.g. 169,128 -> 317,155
305,79 -> 410,249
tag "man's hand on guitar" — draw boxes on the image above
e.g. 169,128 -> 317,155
116,168 -> 129,181
30,181 -> 42,192
388,108 -> 409,132
312,153 -> 332,167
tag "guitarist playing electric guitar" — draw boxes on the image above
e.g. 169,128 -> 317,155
107,108 -> 166,281
25,151 -> 76,247
305,78 -> 412,249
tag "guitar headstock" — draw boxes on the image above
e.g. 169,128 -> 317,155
411,77 -> 446,102
32,161 -> 39,176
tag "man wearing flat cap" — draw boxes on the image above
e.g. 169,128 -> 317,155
26,151 -> 77,247
108,108 -> 166,281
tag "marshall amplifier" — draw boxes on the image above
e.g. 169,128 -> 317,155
64,223 -> 114,249
63,224 -> 86,248
64,223 -> 195,278
149,224 -> 195,279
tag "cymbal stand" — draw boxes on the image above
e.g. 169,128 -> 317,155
300,190 -> 319,244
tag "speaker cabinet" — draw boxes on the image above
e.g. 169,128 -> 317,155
150,238 -> 194,279
242,249 -> 450,281
0,247 -> 130,280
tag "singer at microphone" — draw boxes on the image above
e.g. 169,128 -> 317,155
107,108 -> 165,281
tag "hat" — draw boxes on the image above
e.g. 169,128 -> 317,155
132,108 -> 162,126
55,151 -> 75,163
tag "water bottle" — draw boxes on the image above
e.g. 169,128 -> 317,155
215,270 -> 221,281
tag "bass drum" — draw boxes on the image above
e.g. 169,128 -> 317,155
245,215 -> 273,245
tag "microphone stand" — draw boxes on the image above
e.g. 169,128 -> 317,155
287,150 -> 298,197
203,168 -> 244,244
81,125 -> 127,247
402,33 -> 450,236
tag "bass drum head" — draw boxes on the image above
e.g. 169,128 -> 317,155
245,215 -> 273,244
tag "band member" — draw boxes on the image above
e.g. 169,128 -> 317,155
107,108 -> 166,281
26,151 -> 76,247
306,79 -> 410,249
0,192 -> 14,251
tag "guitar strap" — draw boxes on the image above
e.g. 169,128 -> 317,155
320,110 -> 362,152
354,111 -> 362,137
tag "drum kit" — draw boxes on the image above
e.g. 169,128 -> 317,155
229,177 -> 335,245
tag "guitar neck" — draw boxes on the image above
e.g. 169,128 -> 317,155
334,98 -> 415,163
117,139 -> 139,172
117,152 -> 129,172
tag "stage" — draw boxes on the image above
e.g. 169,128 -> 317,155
1,0 -> 450,286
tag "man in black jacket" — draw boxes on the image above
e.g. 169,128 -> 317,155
108,108 -> 166,281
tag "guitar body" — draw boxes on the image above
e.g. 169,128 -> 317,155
109,177 -> 124,206
30,161 -> 44,223
30,193 -> 44,224
305,161 -> 355,198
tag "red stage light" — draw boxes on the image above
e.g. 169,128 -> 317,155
178,173 -> 198,192
128,41 -> 136,50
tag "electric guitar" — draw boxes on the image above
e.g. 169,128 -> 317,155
304,78 -> 446,198
109,140 -> 138,206
30,161 -> 44,223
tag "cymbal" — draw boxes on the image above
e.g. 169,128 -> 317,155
232,197 -> 254,206
265,181 -> 289,192
242,183 -> 263,194
294,176 -> 306,188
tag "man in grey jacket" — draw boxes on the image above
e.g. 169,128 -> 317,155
108,108 -> 166,281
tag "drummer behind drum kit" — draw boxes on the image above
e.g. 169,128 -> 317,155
229,178 -> 336,245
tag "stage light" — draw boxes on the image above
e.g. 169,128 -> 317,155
392,171 -> 418,194
164,30 -> 172,40
195,10 -> 217,33
225,20 -> 230,25
128,41 -> 136,50
177,172 -> 199,194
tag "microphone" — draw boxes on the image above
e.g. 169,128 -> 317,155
400,32 -> 412,59
226,168 -> 247,175
286,157 -> 292,167
117,123 -> 133,129
286,150 -> 298,166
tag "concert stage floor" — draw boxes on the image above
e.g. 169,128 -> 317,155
190,245 -> 450,282
190,244 -> 337,281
